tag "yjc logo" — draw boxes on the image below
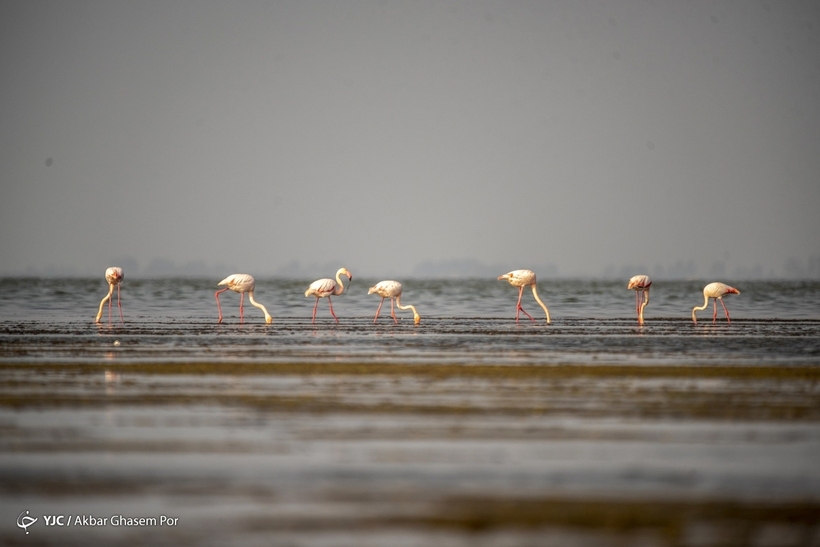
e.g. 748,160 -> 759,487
17,510 -> 38,534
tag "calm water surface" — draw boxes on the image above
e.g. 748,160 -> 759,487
1,277 -> 819,365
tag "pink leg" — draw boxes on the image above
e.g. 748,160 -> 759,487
636,291 -> 641,316
373,298 -> 384,323
390,298 -> 398,324
239,292 -> 245,323
712,300 -> 718,323
719,298 -> 732,323
514,286 -> 522,322
312,298 -> 320,323
327,297 -> 339,323
516,286 -> 534,322
215,288 -> 228,323
116,284 -> 124,324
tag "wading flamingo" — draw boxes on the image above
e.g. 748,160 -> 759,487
215,274 -> 272,324
628,274 -> 652,325
95,267 -> 124,324
305,267 -> 352,323
368,280 -> 420,324
497,269 -> 551,324
692,282 -> 740,324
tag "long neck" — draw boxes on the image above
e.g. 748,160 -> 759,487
639,290 -> 649,322
247,291 -> 272,324
531,285 -> 551,324
334,272 -> 347,296
395,295 -> 420,324
95,283 -> 115,322
692,293 -> 710,322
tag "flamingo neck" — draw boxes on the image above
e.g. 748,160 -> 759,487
692,293 -> 710,323
95,283 -> 115,323
395,295 -> 420,324
531,285 -> 551,324
639,290 -> 649,323
334,272 -> 347,296
248,291 -> 272,324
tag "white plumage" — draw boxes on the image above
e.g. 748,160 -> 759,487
305,267 -> 352,323
692,282 -> 740,324
215,273 -> 272,324
368,280 -> 421,325
218,273 -> 256,293
497,269 -> 551,324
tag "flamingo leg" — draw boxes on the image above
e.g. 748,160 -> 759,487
515,286 -> 535,322
116,284 -> 124,324
636,291 -> 641,316
719,298 -> 732,323
312,298 -> 320,323
327,297 -> 339,323
239,292 -> 245,323
514,286 -> 523,322
713,299 -> 718,323
390,298 -> 398,324
373,298 -> 385,323
215,288 -> 229,323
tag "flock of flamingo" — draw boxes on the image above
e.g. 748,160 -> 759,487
94,267 -> 741,326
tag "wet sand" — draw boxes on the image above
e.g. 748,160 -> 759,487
2,361 -> 819,546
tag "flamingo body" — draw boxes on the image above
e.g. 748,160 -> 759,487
627,274 -> 652,325
692,282 -> 740,324
368,280 -> 421,324
497,269 -> 551,323
95,267 -> 124,324
305,267 -> 352,323
215,273 -> 272,324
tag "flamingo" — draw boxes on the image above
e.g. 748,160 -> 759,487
368,280 -> 421,324
215,274 -> 272,324
305,267 -> 352,323
497,269 -> 551,323
692,282 -> 740,324
627,274 -> 652,325
95,267 -> 124,324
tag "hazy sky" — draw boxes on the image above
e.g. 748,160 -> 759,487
2,1 -> 819,279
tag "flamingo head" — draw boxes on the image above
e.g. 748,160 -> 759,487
339,267 -> 352,281
106,267 -> 123,284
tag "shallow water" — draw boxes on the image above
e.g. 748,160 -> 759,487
3,277 -> 820,321
1,278 -> 819,365
2,317 -> 820,366
2,278 -> 819,546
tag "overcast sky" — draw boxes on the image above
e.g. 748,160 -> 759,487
2,1 -> 819,279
